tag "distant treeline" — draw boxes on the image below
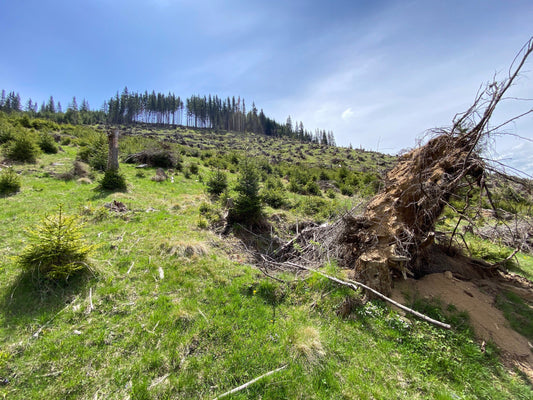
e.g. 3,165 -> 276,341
0,88 -> 336,145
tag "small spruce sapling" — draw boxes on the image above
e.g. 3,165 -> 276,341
229,159 -> 263,224
18,205 -> 97,281
206,168 -> 228,197
0,167 -> 21,195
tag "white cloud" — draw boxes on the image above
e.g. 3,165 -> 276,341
341,108 -> 354,120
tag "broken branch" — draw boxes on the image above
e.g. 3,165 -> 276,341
213,365 -> 287,400
283,261 -> 451,330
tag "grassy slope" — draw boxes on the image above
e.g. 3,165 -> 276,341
0,124 -> 532,399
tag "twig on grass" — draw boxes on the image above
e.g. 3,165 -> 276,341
213,365 -> 287,400
148,373 -> 170,389
88,287 -> 94,313
147,321 -> 160,334
127,261 -> 135,274
198,308 -> 209,323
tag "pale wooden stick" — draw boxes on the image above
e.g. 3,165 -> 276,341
198,308 -> 209,323
213,365 -> 287,399
284,261 -> 451,330
127,261 -> 135,274
148,373 -> 169,389
89,287 -> 94,313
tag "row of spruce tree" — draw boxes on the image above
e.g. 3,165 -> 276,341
0,88 -> 336,145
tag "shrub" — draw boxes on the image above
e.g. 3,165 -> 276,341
0,167 -> 21,195
97,169 -> 128,191
296,197 -> 338,222
77,133 -> 107,171
228,152 -> 239,166
262,188 -> 288,209
206,168 -> 228,196
199,201 -> 212,214
38,132 -> 58,154
0,122 -> 16,144
305,181 -> 322,196
354,172 -> 381,196
288,180 -> 304,194
189,162 -> 199,175
340,184 -> 354,196
18,114 -> 32,128
18,206 -> 96,281
198,201 -> 221,225
319,170 -> 330,181
262,177 -> 288,208
197,216 -> 208,229
29,118 -> 60,131
337,166 -> 350,183
3,132 -> 41,163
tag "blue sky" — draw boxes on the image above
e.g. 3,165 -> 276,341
1,0 -> 532,174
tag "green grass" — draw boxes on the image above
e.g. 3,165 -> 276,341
514,253 -> 533,281
0,123 -> 532,399
495,290 -> 533,343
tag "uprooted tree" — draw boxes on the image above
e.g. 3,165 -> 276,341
271,37 -> 533,296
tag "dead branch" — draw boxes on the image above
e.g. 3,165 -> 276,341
270,259 -> 451,329
213,365 -> 287,400
493,247 -> 521,268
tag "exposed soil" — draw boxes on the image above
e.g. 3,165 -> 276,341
392,272 -> 533,381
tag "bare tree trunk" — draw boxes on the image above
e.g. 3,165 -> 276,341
107,129 -> 120,171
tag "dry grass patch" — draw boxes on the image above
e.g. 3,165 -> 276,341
158,239 -> 209,259
290,326 -> 326,366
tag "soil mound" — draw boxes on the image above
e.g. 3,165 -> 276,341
393,272 -> 533,381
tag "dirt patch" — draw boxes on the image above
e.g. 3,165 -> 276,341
392,272 -> 533,381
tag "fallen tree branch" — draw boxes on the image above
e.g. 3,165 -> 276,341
493,246 -> 521,268
281,260 -> 451,330
213,365 -> 287,400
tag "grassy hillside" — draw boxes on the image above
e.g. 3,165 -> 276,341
1,115 -> 532,399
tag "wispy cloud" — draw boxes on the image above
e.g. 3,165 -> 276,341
494,140 -> 533,178
1,0 -> 532,173
341,108 -> 354,120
